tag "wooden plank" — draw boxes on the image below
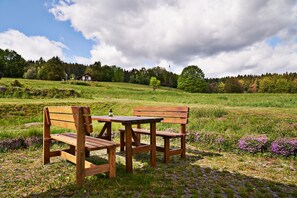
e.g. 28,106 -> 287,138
49,150 -> 61,157
125,124 -> 133,173
50,120 -> 77,130
51,134 -> 77,146
76,107 -> 86,186
61,150 -> 77,164
134,106 -> 189,112
150,122 -> 156,167
169,149 -> 182,156
162,117 -> 188,124
133,111 -> 188,118
132,145 -> 151,154
43,108 -> 51,165
131,128 -> 185,137
108,148 -> 116,178
49,113 -> 76,122
85,164 -> 110,177
47,106 -> 75,114
83,107 -> 93,133
164,138 -> 170,163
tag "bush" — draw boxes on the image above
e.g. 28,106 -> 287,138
238,135 -> 268,153
270,138 -> 297,157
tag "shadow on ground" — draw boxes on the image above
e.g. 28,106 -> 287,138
19,147 -> 297,198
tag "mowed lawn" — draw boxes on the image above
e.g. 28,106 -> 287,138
0,78 -> 296,197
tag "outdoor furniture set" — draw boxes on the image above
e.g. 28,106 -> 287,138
43,106 -> 189,185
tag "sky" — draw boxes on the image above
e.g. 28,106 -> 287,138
0,0 -> 297,78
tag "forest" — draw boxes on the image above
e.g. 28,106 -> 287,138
1,48 -> 297,93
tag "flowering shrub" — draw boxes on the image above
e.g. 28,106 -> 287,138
238,135 -> 268,153
270,138 -> 297,156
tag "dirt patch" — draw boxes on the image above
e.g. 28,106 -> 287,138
0,137 -> 42,150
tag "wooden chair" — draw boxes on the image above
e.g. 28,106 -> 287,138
43,106 -> 119,186
120,106 -> 189,163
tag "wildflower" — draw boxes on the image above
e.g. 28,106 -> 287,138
270,138 -> 297,157
238,135 -> 268,153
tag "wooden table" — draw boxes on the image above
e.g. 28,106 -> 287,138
91,116 -> 163,173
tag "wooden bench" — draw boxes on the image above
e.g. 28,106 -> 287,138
43,106 -> 119,186
120,106 -> 189,163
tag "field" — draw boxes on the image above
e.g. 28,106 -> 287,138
0,78 -> 296,197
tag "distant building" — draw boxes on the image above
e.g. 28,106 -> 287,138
78,74 -> 92,81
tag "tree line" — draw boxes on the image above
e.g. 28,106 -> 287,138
0,48 -> 297,93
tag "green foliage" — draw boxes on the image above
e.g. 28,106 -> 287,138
149,77 -> 160,91
23,67 -> 37,79
0,49 -> 27,78
38,56 -> 65,80
224,78 -> 244,93
177,65 -> 208,93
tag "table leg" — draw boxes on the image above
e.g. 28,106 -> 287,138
150,122 -> 157,167
106,122 -> 112,140
125,124 -> 133,173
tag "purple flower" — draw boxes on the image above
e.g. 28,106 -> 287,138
238,135 -> 268,153
270,138 -> 297,156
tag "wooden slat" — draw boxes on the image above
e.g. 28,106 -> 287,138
49,113 -> 76,122
132,145 -> 151,154
169,149 -> 182,155
50,120 -> 77,130
51,133 -> 77,146
54,133 -> 119,151
83,107 -> 93,133
134,106 -> 189,112
122,128 -> 185,138
133,111 -> 188,118
162,117 -> 188,124
47,106 -> 75,114
85,164 -> 110,177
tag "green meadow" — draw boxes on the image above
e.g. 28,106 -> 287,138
0,78 -> 296,197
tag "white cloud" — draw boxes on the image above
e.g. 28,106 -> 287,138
50,0 -> 297,77
0,29 -> 66,60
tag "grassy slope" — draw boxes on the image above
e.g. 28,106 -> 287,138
0,78 -> 296,197
0,78 -> 296,142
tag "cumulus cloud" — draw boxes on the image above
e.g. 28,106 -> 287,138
0,29 -> 66,60
50,0 -> 297,77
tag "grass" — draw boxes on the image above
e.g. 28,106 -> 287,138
0,78 -> 297,150
0,78 -> 296,196
0,141 -> 296,197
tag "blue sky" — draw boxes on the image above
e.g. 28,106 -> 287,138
0,0 -> 296,77
0,0 -> 92,61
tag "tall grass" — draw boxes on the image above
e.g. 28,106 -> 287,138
0,78 -> 296,152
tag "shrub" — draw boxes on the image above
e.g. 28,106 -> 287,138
238,135 -> 268,153
270,138 -> 297,157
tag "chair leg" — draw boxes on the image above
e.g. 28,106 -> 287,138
43,139 -> 51,164
76,147 -> 85,186
164,138 -> 170,164
108,147 -> 116,178
181,136 -> 186,159
120,131 -> 125,151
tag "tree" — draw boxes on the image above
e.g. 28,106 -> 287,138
38,56 -> 65,80
258,77 -> 274,93
177,65 -> 208,93
150,77 -> 160,91
224,78 -> 244,93
0,49 -> 27,78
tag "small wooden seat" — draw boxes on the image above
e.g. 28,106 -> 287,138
43,106 -> 119,186
120,106 -> 189,163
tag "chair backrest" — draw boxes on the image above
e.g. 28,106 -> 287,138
133,106 -> 189,125
44,106 -> 93,133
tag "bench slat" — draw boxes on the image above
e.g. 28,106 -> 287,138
119,128 -> 185,138
134,106 -> 189,112
133,111 -> 188,118
51,133 -> 119,151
